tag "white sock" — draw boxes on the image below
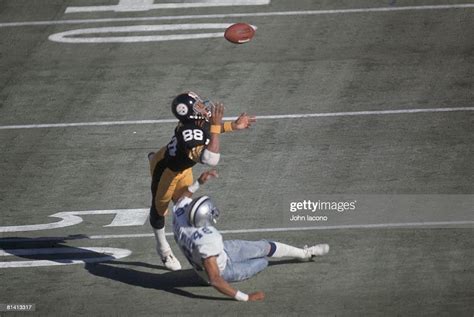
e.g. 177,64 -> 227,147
270,242 -> 307,259
153,228 -> 171,257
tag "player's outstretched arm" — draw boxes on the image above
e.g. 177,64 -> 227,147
203,256 -> 265,302
180,169 -> 218,199
220,112 -> 256,133
231,112 -> 257,130
201,103 -> 223,166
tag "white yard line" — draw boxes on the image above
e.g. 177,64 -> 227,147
0,220 -> 472,243
1,4 -> 474,28
65,0 -> 271,14
0,247 -> 132,268
1,107 -> 473,130
90,220 -> 474,239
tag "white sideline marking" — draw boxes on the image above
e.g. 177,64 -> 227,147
0,247 -> 132,268
0,119 -> 177,130
1,4 -> 473,28
90,220 -> 474,239
0,209 -> 149,233
1,107 -> 473,130
1,221 -> 472,243
0,247 -> 125,256
48,23 -> 234,44
66,0 -> 270,13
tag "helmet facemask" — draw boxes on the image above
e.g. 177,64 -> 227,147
187,196 -> 220,227
187,91 -> 212,121
209,204 -> 220,225
191,98 -> 213,122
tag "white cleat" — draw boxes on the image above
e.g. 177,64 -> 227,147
303,244 -> 330,259
161,253 -> 182,271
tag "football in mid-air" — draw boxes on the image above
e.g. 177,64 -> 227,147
224,23 -> 256,44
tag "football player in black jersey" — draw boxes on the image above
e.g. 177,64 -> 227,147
148,91 -> 256,270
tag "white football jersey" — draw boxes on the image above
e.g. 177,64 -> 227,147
172,197 -> 228,283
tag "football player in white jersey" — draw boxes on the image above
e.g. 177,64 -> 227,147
172,170 -> 330,302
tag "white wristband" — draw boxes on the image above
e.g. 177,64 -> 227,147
234,290 -> 249,302
187,181 -> 200,193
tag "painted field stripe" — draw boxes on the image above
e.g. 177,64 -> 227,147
90,220 -> 474,239
1,107 -> 473,130
0,119 -> 176,130
0,247 -> 125,256
48,23 -> 235,43
0,247 -> 132,268
1,220 -> 472,243
66,0 -> 271,13
1,4 -> 474,28
0,209 -> 150,233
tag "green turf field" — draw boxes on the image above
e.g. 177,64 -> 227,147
1,1 -> 473,315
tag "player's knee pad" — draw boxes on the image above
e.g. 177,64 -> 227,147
149,208 -> 165,229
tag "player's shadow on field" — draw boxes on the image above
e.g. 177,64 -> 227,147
1,237 -> 310,300
0,237 -> 228,301
84,260 -> 232,301
84,259 -> 305,300
268,258 -> 307,266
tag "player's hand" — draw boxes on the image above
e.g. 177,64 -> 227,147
198,169 -> 219,184
233,112 -> 256,130
248,291 -> 265,301
211,103 -> 224,125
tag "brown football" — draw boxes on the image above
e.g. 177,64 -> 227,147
224,23 -> 255,44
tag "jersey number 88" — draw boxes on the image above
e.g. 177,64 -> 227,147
182,129 -> 204,142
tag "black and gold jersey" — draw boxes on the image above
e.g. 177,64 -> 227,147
165,121 -> 211,172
